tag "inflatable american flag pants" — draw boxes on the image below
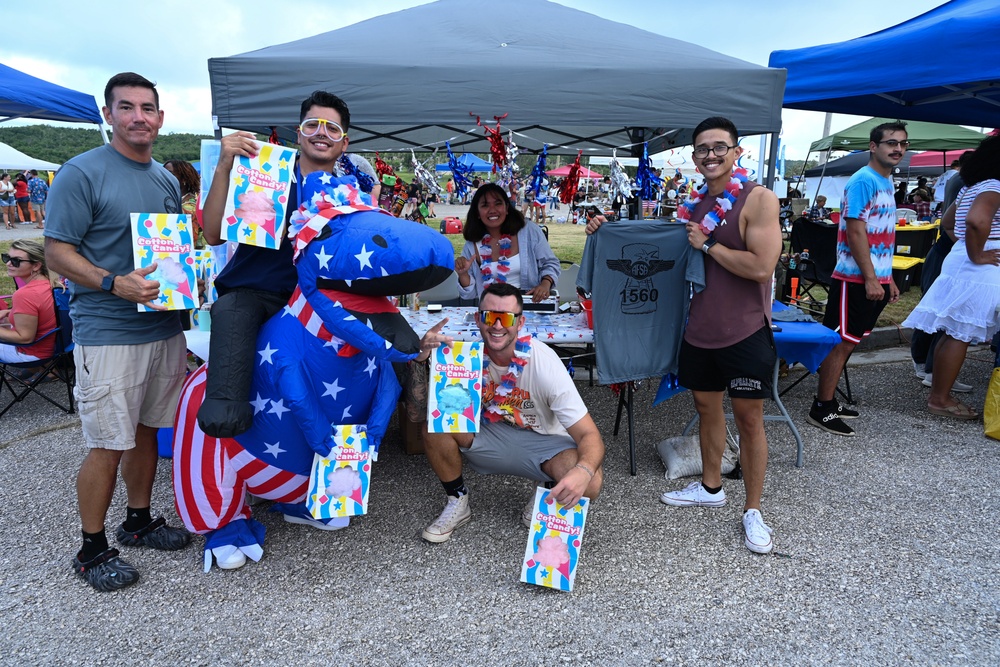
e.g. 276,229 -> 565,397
172,366 -> 307,566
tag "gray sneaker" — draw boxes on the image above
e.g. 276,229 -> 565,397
660,481 -> 727,507
422,494 -> 471,543
922,374 -> 973,393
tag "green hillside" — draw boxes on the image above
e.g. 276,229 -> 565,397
0,125 -> 211,166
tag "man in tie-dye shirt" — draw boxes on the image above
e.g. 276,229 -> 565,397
808,121 -> 906,437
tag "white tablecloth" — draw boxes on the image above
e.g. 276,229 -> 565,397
400,307 -> 593,344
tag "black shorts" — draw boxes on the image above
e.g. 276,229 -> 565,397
677,324 -> 776,399
823,279 -> 890,344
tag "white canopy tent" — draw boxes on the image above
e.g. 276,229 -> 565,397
0,141 -> 59,171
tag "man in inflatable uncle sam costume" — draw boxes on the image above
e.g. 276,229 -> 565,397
173,172 -> 455,570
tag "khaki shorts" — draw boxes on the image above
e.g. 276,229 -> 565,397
73,334 -> 187,450
463,421 -> 576,482
31,202 -> 44,213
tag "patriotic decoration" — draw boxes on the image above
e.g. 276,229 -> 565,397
608,149 -> 633,205
496,131 -> 520,191
527,145 -> 548,203
474,112 -> 509,171
558,151 -> 584,204
634,142 -> 661,201
446,141 -> 475,202
411,150 -> 443,196
676,168 -> 749,236
172,173 -> 455,570
482,334 -> 532,423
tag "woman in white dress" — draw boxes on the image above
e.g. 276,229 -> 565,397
903,136 -> 1000,419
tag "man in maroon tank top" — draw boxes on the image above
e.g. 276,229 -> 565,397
659,117 -> 783,555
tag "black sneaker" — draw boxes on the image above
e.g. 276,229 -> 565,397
72,548 -> 139,592
116,516 -> 192,551
834,399 -> 860,420
807,403 -> 855,436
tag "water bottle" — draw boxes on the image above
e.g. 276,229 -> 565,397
789,254 -> 797,271
800,248 -> 810,262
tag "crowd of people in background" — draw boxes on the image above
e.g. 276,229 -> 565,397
0,170 -> 48,229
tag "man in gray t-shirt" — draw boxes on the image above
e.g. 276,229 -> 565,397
44,72 -> 191,592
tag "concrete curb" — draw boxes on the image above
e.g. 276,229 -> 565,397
857,324 -> 912,351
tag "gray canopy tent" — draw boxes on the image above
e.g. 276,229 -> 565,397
208,0 -> 785,178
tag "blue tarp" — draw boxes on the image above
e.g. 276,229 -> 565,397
435,153 -> 494,173
769,0 -> 1000,127
0,62 -> 102,125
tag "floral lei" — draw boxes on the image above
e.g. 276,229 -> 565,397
675,168 -> 749,235
482,334 -> 532,423
479,234 -> 513,285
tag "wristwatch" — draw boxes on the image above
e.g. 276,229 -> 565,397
101,274 -> 117,293
702,236 -> 718,254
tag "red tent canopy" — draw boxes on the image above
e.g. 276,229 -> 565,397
546,165 -> 603,179
909,149 -> 971,168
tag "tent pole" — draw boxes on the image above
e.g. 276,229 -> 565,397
764,132 -> 778,190
97,122 -> 110,145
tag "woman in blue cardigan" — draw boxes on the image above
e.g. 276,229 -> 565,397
455,183 -> 560,302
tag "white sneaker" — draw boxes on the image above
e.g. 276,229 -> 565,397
913,360 -> 928,380
659,481 -> 727,507
922,374 -> 973,393
422,494 -> 471,543
211,545 -> 247,570
743,509 -> 774,554
282,514 -> 350,531
522,497 -> 536,528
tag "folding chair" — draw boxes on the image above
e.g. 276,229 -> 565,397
0,289 -> 75,418
418,270 -> 463,307
789,218 -> 838,312
555,262 -> 580,303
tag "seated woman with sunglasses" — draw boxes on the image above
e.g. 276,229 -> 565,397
455,183 -> 560,303
0,239 -> 61,364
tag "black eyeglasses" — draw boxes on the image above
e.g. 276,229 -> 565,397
1,253 -> 33,267
693,144 -> 738,159
876,139 -> 910,148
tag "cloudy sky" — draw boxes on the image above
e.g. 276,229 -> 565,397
3,0 -> 948,159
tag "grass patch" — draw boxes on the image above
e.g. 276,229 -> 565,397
439,221 -> 589,264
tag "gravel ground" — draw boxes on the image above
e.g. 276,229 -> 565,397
0,343 -> 997,666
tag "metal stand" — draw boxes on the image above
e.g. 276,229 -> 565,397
612,382 -> 637,476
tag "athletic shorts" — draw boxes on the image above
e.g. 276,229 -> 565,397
73,334 -> 187,450
677,324 -> 776,399
823,279 -> 890,344
462,421 -> 576,482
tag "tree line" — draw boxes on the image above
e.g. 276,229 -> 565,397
0,125 -> 210,165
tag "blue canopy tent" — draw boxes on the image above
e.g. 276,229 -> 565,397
768,0 -> 1000,128
0,62 -> 106,141
435,153 -> 493,173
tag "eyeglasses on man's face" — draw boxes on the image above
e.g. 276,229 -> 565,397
477,310 -> 521,327
298,118 -> 346,141
693,144 -> 738,159
876,139 -> 910,148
